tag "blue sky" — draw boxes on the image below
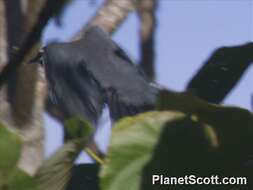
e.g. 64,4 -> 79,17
42,0 -> 253,162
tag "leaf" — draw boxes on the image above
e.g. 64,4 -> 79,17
156,89 -> 207,114
6,168 -> 38,190
141,118 -> 221,190
156,89 -> 253,168
186,43 -> 253,103
35,117 -> 93,190
0,122 -> 21,175
64,116 -> 94,140
157,89 -> 253,144
100,111 -> 218,190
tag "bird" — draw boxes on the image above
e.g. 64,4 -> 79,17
30,26 -> 253,177
31,26 -> 158,126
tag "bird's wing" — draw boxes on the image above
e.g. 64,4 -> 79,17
43,42 -> 105,126
79,27 -> 158,121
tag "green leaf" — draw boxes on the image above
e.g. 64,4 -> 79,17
0,122 -> 21,175
64,116 -> 93,140
100,111 -> 218,190
6,168 -> 38,190
156,89 -> 253,150
35,117 -> 93,190
156,89 -> 212,114
141,118 -> 220,190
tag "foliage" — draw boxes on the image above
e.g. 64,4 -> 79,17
35,117 -> 93,190
0,122 -> 36,189
6,168 -> 38,190
0,123 -> 21,173
157,89 -> 253,151
2,102 -> 252,189
100,111 -> 218,190
0,118 -> 93,190
100,99 -> 253,190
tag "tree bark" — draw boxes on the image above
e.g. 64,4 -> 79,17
15,0 -> 47,176
0,1 -> 7,68
0,0 -> 8,122
137,0 -> 157,81
1,0 -> 47,175
73,0 -> 137,40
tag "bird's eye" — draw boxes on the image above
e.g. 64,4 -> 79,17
28,49 -> 45,65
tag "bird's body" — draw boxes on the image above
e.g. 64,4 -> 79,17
42,40 -> 105,126
40,27 -> 158,126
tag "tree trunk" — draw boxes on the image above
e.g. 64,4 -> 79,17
0,0 -> 47,175
0,0 -> 8,123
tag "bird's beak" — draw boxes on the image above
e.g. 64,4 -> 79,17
28,49 -> 44,65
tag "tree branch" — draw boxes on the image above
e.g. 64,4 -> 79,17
0,0 -> 70,87
137,0 -> 157,81
0,0 -> 48,175
73,0 -> 137,40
